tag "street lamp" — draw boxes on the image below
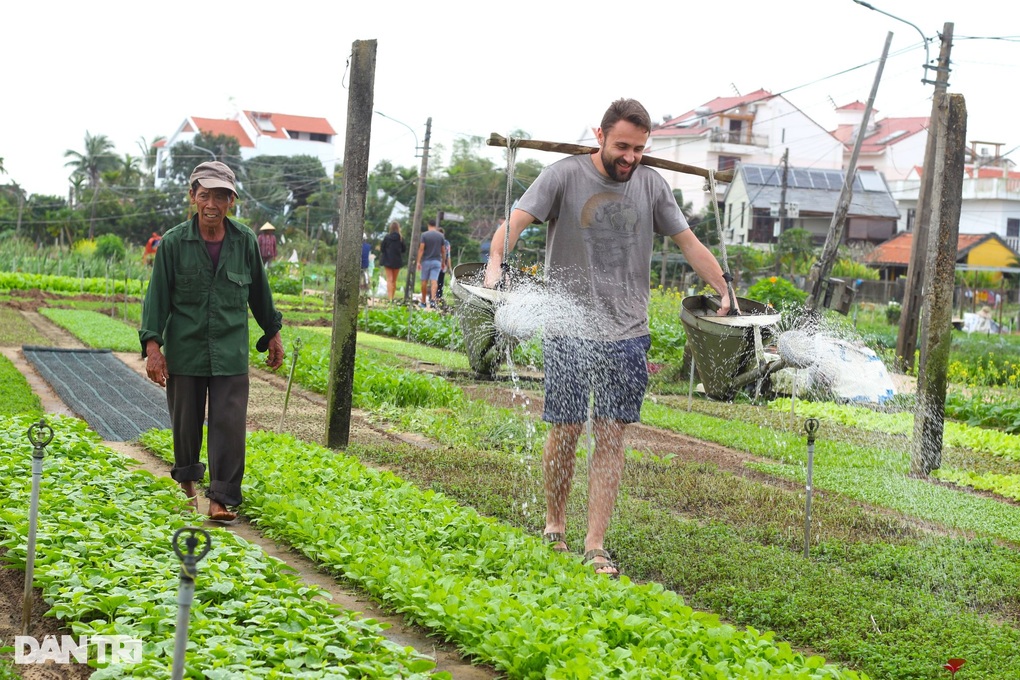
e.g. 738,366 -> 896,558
372,111 -> 431,303
852,0 -> 933,84
191,144 -> 218,161
374,111 -> 420,157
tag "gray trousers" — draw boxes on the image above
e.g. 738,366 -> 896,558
166,374 -> 249,507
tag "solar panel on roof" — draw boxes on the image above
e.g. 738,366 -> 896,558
792,169 -> 812,187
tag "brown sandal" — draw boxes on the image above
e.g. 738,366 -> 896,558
582,549 -> 620,578
543,532 -> 569,553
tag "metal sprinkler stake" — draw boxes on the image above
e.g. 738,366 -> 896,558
171,527 -> 211,680
278,337 -> 303,432
687,357 -> 696,412
803,418 -> 820,559
22,418 -> 53,636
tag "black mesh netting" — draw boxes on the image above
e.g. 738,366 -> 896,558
22,346 -> 170,441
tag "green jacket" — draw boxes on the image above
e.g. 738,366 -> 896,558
139,216 -> 282,376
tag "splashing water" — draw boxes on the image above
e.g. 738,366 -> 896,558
451,265 -> 615,531
769,314 -> 898,405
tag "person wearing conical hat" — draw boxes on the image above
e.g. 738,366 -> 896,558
257,222 -> 277,267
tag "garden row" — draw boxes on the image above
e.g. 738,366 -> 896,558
0,413 -> 440,678
15,287 -> 1020,677
0,346 -> 859,679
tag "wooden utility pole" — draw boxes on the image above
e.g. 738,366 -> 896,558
403,118 -> 432,304
807,32 -> 892,312
911,92 -> 966,476
326,39 -> 376,449
896,23 -> 955,371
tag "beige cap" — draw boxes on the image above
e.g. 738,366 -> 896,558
260,223 -> 276,232
189,161 -> 237,195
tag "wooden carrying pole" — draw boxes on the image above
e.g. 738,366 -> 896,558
487,133 -> 734,183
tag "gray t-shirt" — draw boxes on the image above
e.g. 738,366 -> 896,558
516,154 -> 689,340
420,229 -> 445,262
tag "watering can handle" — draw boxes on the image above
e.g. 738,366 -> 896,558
726,285 -> 740,316
704,293 -> 741,317
723,273 -> 740,316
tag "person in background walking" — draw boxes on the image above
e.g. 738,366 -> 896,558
417,219 -> 446,308
484,98 -> 731,576
257,223 -> 277,268
361,234 -> 372,292
140,160 -> 284,523
435,226 -> 452,302
378,220 -> 406,302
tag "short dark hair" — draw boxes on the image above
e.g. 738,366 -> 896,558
601,98 -> 652,135
427,219 -> 436,227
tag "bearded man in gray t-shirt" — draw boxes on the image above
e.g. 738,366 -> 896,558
484,98 -> 731,576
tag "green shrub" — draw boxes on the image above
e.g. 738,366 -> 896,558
745,275 -> 806,311
94,234 -> 126,262
268,273 -> 303,295
831,258 -> 880,281
885,301 -> 902,324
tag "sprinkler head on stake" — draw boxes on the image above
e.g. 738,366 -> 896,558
804,418 -> 819,443
27,419 -> 54,449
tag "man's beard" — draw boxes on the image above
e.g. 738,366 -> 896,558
600,148 -> 635,183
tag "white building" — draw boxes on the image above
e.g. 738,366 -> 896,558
646,89 -> 844,216
155,110 -> 337,185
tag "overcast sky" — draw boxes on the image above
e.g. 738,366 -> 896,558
4,0 -> 1017,198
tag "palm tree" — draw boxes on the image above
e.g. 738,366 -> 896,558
64,131 -> 117,187
64,131 -> 117,239
136,135 -> 164,186
114,153 -> 143,189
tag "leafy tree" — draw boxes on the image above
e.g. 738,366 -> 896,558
168,133 -> 242,183
364,175 -> 397,239
244,155 -> 327,208
114,187 -> 188,245
0,182 -> 27,235
239,161 -> 289,230
371,160 -> 419,209
775,227 -> 815,276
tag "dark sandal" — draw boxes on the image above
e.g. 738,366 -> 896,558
582,549 -> 620,578
543,532 -> 569,553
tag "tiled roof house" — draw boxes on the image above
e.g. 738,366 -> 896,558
156,110 -> 337,185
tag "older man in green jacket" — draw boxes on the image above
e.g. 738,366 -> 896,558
140,161 -> 284,522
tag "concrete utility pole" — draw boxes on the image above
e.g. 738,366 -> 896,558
326,39 -> 376,449
807,32 -> 892,312
897,23 -> 955,371
774,148 -> 790,275
911,92 -> 966,476
403,118 -> 432,304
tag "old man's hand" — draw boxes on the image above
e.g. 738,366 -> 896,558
266,333 -> 285,370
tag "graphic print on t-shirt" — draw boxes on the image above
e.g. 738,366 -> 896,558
578,192 -> 640,270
